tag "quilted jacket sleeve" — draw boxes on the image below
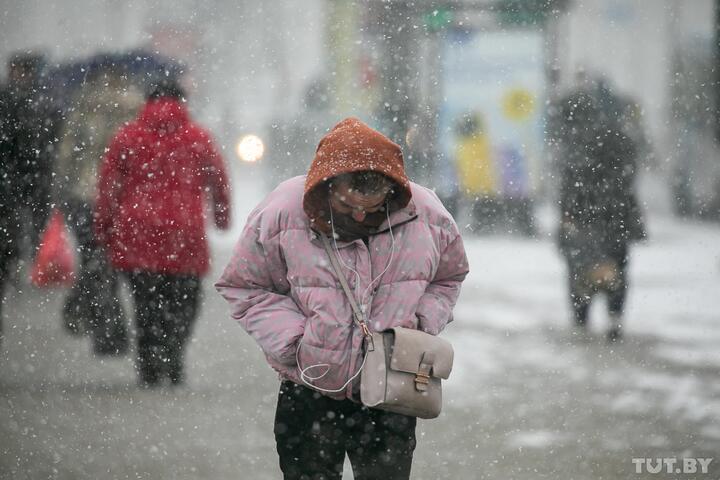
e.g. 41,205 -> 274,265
215,217 -> 305,366
94,129 -> 128,247
201,134 -> 231,230
415,231 -> 469,335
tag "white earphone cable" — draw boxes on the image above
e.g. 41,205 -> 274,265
297,199 -> 395,393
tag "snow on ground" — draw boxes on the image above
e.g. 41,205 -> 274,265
1,174 -> 719,479
440,210 -> 720,477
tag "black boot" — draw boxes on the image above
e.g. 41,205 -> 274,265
607,327 -> 622,342
92,302 -> 129,356
572,301 -> 590,328
167,346 -> 184,386
62,288 -> 91,336
137,345 -> 163,387
607,314 -> 623,343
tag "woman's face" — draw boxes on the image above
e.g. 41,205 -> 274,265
329,181 -> 390,223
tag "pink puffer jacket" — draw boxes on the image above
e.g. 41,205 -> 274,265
217,117 -> 468,400
215,176 -> 468,400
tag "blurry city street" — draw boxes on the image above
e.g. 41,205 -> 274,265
3,0 -> 720,478
1,177 -> 719,479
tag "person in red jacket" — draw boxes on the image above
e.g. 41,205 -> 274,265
95,79 -> 231,386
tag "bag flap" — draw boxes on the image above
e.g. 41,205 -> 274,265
387,327 -> 453,379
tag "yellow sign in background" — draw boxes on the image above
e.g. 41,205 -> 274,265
502,88 -> 536,122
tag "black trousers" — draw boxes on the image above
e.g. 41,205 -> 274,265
62,199 -> 127,353
274,381 -> 417,480
128,272 -> 201,384
0,215 -> 19,339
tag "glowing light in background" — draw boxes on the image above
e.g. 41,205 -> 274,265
236,134 -> 265,163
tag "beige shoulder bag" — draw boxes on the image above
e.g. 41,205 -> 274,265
321,234 -> 454,419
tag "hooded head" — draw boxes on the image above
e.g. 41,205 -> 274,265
147,78 -> 186,101
303,117 -> 412,237
8,51 -> 45,89
138,78 -> 189,131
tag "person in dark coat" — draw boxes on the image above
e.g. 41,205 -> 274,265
0,67 -> 18,341
554,79 -> 646,341
264,78 -> 335,191
94,80 -> 231,386
0,52 -> 61,339
2,52 -> 60,249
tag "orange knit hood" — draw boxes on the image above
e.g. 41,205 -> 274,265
303,117 -> 412,234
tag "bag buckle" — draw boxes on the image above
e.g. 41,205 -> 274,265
367,335 -> 375,352
415,351 -> 435,392
414,372 -> 430,391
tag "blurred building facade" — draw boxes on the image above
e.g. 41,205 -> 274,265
1,0 -> 718,218
0,0 -> 327,155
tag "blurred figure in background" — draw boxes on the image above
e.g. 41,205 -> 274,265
94,80 -> 230,386
453,111 -> 498,232
54,63 -> 144,353
0,51 -> 61,339
3,52 -> 60,250
554,76 -> 646,341
432,153 -> 460,220
0,59 -> 17,340
265,78 -> 335,191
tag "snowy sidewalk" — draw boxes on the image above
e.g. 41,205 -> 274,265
1,212 -> 719,479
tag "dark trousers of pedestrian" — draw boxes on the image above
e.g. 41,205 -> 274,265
62,199 -> 127,354
0,201 -> 45,341
568,247 -> 629,325
0,215 -> 20,340
470,195 -> 500,233
128,272 -> 201,386
274,381 -> 417,480
14,183 -> 51,256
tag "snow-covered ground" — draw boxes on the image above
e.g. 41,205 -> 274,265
439,212 -> 720,478
1,176 -> 719,479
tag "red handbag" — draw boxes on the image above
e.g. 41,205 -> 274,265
30,209 -> 76,287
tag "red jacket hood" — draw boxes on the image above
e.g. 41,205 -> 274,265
302,117 -> 412,233
138,97 -> 189,130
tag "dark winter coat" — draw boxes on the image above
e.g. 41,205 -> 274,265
0,86 -> 18,256
0,86 -> 15,219
0,80 -> 61,255
94,97 -> 230,276
0,82 -> 59,214
555,89 -> 646,268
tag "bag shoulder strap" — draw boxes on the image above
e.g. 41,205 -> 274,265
320,234 -> 371,338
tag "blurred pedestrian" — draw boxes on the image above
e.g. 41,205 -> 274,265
0,63 -> 16,341
55,63 -> 144,352
554,77 -> 646,341
94,79 -> 230,386
453,111 -> 498,232
0,51 -> 61,339
265,78 -> 335,191
216,117 -> 469,479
